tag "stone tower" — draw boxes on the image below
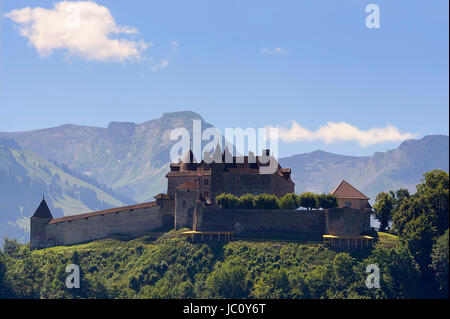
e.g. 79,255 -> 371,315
30,197 -> 53,250
174,181 -> 200,229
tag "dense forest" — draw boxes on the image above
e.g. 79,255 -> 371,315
0,170 -> 448,299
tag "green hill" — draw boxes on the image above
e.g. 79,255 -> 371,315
0,230 -> 423,299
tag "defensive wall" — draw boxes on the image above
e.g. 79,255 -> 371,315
31,202 -> 174,249
194,205 -> 371,239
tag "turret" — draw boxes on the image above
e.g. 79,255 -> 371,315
30,197 -> 53,250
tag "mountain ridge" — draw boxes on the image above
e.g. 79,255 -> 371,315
279,134 -> 449,200
0,112 -> 448,243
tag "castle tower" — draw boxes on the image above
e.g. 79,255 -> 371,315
30,197 -> 53,250
174,181 -> 200,229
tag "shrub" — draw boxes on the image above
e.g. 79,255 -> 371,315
216,193 -> 240,209
299,192 -> 318,210
278,193 -> 299,210
206,263 -> 249,298
316,193 -> 338,209
254,194 -> 279,210
238,194 -> 256,209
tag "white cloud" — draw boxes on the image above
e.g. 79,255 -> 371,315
152,60 -> 169,72
170,41 -> 179,49
5,1 -> 150,62
261,47 -> 286,55
267,121 -> 416,147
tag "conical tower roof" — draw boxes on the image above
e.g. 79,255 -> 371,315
32,198 -> 53,219
181,148 -> 197,164
180,148 -> 198,171
212,143 -> 222,163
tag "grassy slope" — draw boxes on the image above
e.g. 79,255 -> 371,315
376,232 -> 399,250
4,230 -> 385,299
11,149 -> 126,214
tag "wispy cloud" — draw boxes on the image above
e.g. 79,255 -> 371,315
170,41 -> 179,50
267,121 -> 416,147
261,47 -> 286,55
5,1 -> 150,63
152,60 -> 169,72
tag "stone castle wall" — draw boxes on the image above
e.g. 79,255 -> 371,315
195,207 -> 370,238
40,206 -> 171,248
325,208 -> 371,236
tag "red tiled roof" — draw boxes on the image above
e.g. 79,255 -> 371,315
154,193 -> 171,200
49,201 -> 157,224
176,180 -> 199,190
166,171 -> 199,177
331,180 -> 369,200
166,170 -> 211,177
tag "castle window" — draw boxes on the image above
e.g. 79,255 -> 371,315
345,202 -> 352,208
130,209 -> 134,213
182,200 -> 186,207
204,179 -> 209,185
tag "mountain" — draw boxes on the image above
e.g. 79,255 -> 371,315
279,135 -> 449,200
0,138 -> 132,242
0,111 -> 214,202
0,110 -> 448,237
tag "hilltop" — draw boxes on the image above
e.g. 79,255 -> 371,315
2,229 -> 421,299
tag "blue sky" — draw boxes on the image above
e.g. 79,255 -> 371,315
0,0 -> 448,157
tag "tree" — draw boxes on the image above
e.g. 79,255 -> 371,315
206,263 -> 249,298
401,214 -> 437,278
373,192 -> 395,232
216,193 -> 240,209
332,253 -> 357,290
3,238 -> 22,258
278,193 -> 299,210
395,188 -> 410,203
430,229 -> 449,297
316,193 -> 338,210
363,245 -> 421,298
299,192 -> 318,210
0,252 -> 9,298
238,194 -> 255,209
254,194 -> 279,210
416,170 -> 449,234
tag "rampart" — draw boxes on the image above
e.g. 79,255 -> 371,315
194,206 -> 370,238
34,204 -> 173,248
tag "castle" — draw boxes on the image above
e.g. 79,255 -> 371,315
30,148 -> 373,250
